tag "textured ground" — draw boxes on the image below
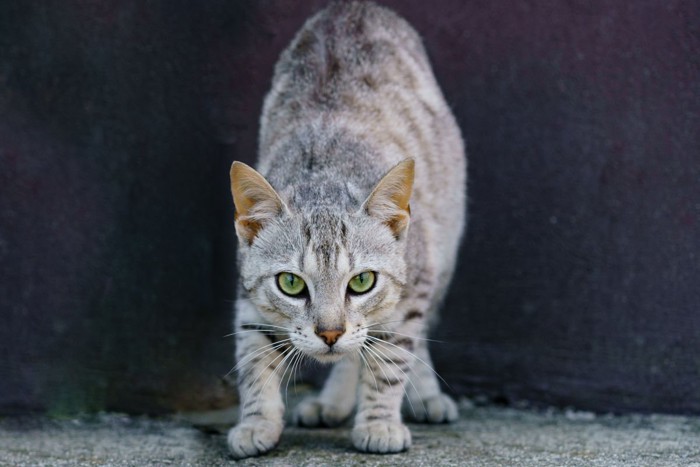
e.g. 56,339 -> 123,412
1,397 -> 699,467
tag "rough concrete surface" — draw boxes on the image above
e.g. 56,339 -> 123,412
1,397 -> 699,467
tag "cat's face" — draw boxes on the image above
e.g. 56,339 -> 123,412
239,209 -> 406,363
231,160 -> 414,363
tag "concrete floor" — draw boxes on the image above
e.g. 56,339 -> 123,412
1,397 -> 699,466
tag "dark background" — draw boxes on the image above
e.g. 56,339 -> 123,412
1,0 -> 698,416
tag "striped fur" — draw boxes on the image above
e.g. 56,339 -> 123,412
227,1 -> 466,459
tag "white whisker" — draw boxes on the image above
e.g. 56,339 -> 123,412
370,329 -> 443,343
247,345 -> 294,413
242,345 -> 289,400
282,348 -> 301,407
359,348 -> 380,395
365,340 -> 426,417
366,335 -> 452,391
361,319 -> 406,330
291,351 -> 306,396
223,329 -> 290,338
226,339 -> 292,377
260,345 -> 298,412
362,341 -> 418,418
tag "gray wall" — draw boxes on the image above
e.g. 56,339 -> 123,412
1,0 -> 698,415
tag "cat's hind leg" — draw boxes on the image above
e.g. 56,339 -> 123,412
294,356 -> 359,427
403,338 -> 458,423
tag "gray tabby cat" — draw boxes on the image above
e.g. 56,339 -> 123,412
227,1 -> 466,459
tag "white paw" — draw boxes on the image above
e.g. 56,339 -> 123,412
352,420 -> 411,453
227,419 -> 282,459
294,396 -> 352,427
407,392 -> 459,423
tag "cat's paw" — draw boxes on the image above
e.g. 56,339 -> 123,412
352,420 -> 411,453
407,392 -> 459,423
227,419 -> 282,459
294,396 -> 352,427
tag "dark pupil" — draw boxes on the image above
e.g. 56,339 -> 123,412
287,275 -> 296,287
358,273 -> 367,284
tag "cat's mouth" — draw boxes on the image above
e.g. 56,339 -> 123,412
309,347 -> 347,364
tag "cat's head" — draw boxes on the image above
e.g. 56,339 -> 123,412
230,160 -> 414,363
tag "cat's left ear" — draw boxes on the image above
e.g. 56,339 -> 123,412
230,161 -> 287,245
362,159 -> 415,239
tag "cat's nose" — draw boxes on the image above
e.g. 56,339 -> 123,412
315,326 -> 345,346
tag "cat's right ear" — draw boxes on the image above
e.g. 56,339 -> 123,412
230,161 -> 286,245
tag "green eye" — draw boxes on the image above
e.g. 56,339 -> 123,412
348,271 -> 376,294
277,273 -> 306,296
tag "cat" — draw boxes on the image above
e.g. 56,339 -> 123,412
227,1 -> 466,458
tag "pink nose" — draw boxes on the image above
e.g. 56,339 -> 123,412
315,327 -> 345,346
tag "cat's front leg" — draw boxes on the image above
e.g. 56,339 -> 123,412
352,339 -> 414,453
227,324 -> 287,459
404,337 -> 458,423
